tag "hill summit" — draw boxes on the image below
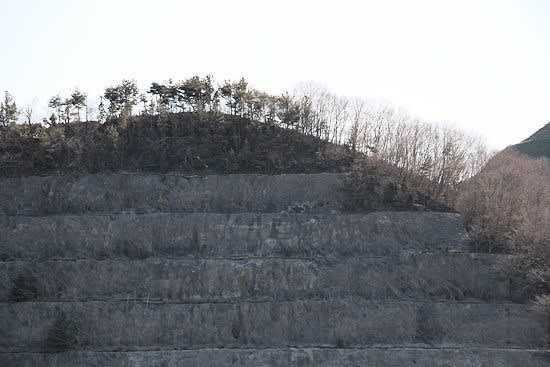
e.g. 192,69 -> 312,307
510,121 -> 550,158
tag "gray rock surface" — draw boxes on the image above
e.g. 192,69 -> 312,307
0,212 -> 467,260
1,300 -> 547,352
2,348 -> 549,367
0,173 -> 345,215
0,254 -> 516,302
0,173 -> 548,365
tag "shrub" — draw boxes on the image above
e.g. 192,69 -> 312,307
343,156 -> 452,212
456,150 -> 550,314
45,313 -> 78,352
9,272 -> 40,302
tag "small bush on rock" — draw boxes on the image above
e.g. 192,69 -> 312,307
45,313 -> 78,352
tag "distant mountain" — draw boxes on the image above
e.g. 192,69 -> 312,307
509,121 -> 550,158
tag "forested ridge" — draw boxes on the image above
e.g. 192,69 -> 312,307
1,76 -> 489,206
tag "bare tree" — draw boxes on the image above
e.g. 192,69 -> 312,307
23,106 -> 33,125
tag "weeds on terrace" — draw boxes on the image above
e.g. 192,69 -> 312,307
45,313 -> 78,352
9,272 -> 40,302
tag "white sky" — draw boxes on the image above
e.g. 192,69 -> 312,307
1,0 -> 549,149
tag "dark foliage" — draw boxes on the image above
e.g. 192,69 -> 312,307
343,157 -> 453,212
0,112 -> 354,177
9,272 -> 40,302
45,313 -> 78,352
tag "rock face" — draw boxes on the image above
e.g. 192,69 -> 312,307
0,173 -> 548,366
0,173 -> 345,215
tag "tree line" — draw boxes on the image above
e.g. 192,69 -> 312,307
1,75 -> 490,193
35,76 -> 302,128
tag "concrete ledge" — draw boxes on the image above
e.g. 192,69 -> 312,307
3,348 -> 550,367
1,300 -> 546,352
0,254 -> 515,302
0,212 -> 467,261
0,173 -> 345,215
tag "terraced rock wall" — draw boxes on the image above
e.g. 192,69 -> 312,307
0,173 -> 548,366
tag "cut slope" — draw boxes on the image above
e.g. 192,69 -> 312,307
1,173 -> 548,366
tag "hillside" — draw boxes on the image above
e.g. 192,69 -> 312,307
509,121 -> 550,158
0,113 -> 356,177
2,173 -> 548,366
1,102 -> 548,366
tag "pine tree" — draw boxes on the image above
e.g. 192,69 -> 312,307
48,95 -> 63,123
0,91 -> 19,126
70,89 -> 87,122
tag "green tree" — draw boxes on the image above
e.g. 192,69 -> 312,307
70,89 -> 87,121
246,90 -> 269,121
149,81 -> 176,113
48,94 -> 72,123
62,99 -> 71,123
234,78 -> 249,117
264,94 -> 279,124
219,78 -> 249,117
139,93 -> 149,115
119,80 -> 139,117
180,75 -> 216,112
47,113 -> 57,126
0,91 -> 19,126
277,93 -> 300,128
104,80 -> 139,121
219,80 -> 235,115
48,95 -> 63,123
98,96 -> 106,122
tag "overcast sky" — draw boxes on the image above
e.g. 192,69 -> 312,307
1,0 -> 549,149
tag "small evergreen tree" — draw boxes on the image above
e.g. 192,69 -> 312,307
0,91 -> 19,126
48,95 -> 63,123
70,89 -> 87,121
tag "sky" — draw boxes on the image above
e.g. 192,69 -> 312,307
1,0 -> 549,149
